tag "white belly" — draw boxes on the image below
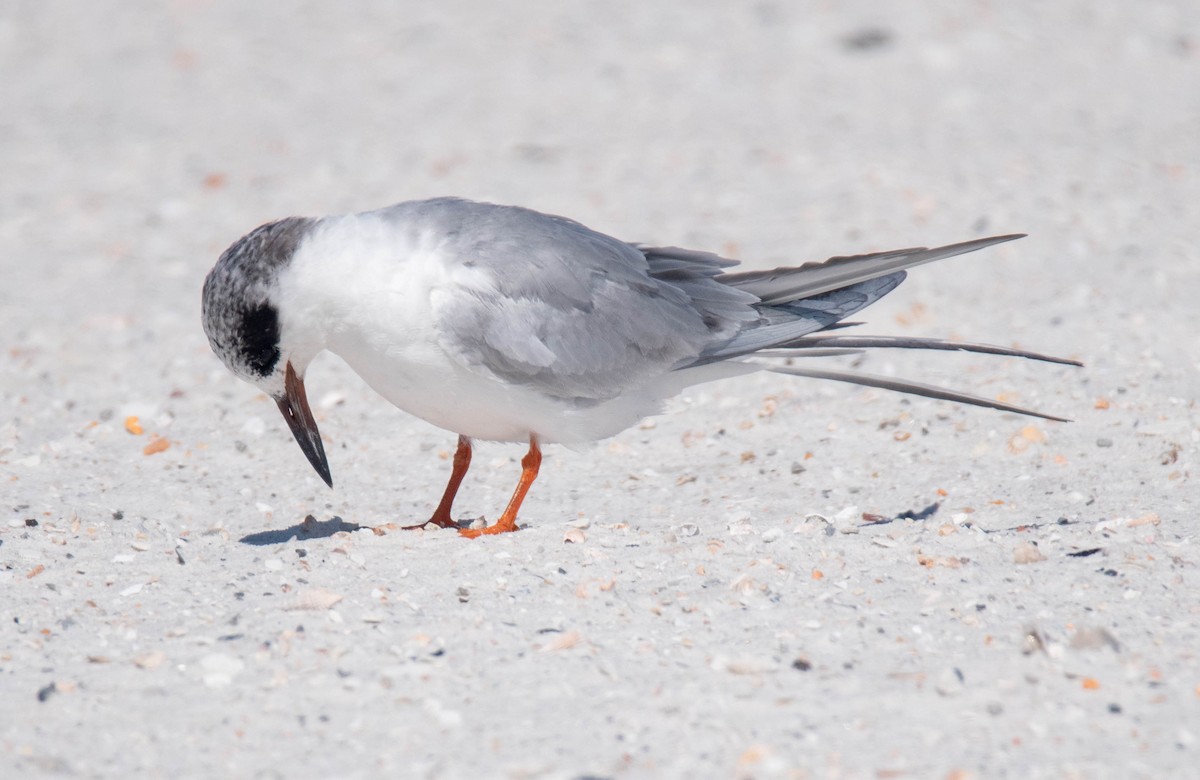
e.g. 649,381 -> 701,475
332,333 -> 664,444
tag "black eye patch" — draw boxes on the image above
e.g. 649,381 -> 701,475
237,302 -> 281,377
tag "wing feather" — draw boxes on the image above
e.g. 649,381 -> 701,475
425,201 -> 752,401
721,234 -> 1025,304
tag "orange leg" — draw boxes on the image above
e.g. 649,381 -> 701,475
460,435 -> 541,538
403,435 -> 472,530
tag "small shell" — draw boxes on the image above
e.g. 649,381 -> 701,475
284,588 -> 344,611
537,631 -> 582,652
1013,542 -> 1046,564
133,651 -> 167,670
142,436 -> 170,455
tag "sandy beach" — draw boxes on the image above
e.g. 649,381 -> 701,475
2,2 -> 1197,777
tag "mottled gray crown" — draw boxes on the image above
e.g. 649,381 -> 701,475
201,216 -> 315,380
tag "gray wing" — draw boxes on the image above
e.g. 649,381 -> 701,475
686,272 -> 906,365
423,201 -> 759,402
402,200 -> 1060,416
674,234 -> 1030,365
720,234 -> 1025,303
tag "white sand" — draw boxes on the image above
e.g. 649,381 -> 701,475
2,2 -> 1197,777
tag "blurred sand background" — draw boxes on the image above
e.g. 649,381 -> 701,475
2,2 -> 1198,777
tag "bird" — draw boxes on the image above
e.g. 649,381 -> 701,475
201,197 -> 1079,537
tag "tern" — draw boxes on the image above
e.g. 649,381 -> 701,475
202,198 -> 1078,537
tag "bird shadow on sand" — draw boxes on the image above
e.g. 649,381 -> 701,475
239,514 -> 364,546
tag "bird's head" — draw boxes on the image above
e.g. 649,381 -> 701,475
201,217 -> 333,487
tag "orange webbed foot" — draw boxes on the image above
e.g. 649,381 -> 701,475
458,520 -> 520,538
